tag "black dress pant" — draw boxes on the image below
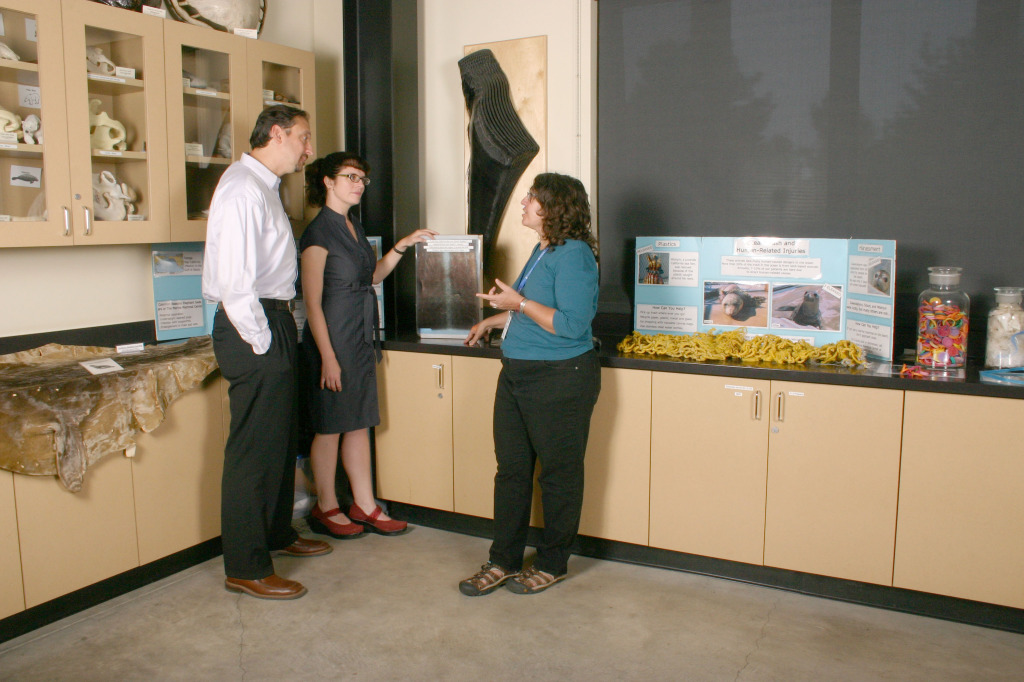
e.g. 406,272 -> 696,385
489,349 -> 601,576
212,307 -> 299,579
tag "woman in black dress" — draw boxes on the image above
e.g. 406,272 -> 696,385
300,152 -> 436,538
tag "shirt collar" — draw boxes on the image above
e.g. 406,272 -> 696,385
240,152 -> 281,191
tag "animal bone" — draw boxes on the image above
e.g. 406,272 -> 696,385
92,170 -> 138,221
0,41 -> 20,61
89,99 -> 128,151
0,106 -> 23,139
86,46 -> 117,76
22,114 -> 42,145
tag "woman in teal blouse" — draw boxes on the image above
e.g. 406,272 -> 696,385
460,172 -> 600,596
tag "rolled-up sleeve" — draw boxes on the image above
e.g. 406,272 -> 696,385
551,246 -> 599,339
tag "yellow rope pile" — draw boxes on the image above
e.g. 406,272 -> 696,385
617,329 -> 867,367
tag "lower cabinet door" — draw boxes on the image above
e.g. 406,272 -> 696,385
650,373 -> 771,565
763,382 -> 903,585
15,454 -> 139,608
894,392 -> 1024,608
578,368 -> 652,545
132,374 -> 225,565
375,351 -> 454,511
452,355 -> 501,518
0,470 -> 24,619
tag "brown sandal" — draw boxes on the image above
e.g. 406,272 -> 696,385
459,562 -> 515,597
506,566 -> 566,594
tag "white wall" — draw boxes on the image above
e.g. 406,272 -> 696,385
0,1 -> 347,339
419,0 -> 596,241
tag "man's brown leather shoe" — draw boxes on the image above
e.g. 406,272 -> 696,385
275,537 -> 333,557
225,574 -> 307,600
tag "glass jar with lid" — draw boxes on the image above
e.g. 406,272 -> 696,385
985,287 -> 1024,368
917,266 -> 970,370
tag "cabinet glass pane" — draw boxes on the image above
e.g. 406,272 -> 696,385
261,60 -> 304,223
0,8 -> 46,223
181,46 -> 232,220
83,26 -> 149,221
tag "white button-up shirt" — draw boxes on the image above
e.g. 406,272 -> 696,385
202,153 -> 297,354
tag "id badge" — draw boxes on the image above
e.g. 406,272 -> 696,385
501,311 -> 513,339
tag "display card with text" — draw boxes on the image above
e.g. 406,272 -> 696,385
152,242 -> 217,341
633,236 -> 897,360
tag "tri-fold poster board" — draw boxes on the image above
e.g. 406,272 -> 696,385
634,236 -> 897,360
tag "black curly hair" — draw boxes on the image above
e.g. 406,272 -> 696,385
530,173 -> 598,259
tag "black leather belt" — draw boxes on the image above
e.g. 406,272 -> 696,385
259,298 -> 294,312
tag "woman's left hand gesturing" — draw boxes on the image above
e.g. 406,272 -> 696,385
476,278 -> 524,312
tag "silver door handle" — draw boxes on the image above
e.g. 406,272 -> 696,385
83,206 -> 93,236
432,364 -> 444,390
753,390 -> 762,420
62,206 -> 71,236
775,391 -> 785,422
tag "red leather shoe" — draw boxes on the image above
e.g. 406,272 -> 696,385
225,574 -> 307,600
308,505 -> 366,539
349,504 -> 408,536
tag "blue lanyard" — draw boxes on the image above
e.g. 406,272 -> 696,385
515,247 -> 548,293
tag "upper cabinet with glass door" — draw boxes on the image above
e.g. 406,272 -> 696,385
246,40 -> 315,234
61,0 -> 168,245
164,21 -> 247,242
0,0 -> 72,247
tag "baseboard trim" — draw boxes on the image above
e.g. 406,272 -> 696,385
0,537 -> 221,645
389,502 -> 1024,634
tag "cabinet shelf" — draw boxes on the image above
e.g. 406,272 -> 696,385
0,142 -> 43,157
183,86 -> 229,100
91,149 -> 147,161
263,98 -> 302,109
0,59 -> 39,73
185,155 -> 230,166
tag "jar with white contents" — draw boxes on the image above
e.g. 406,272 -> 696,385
985,287 -> 1024,368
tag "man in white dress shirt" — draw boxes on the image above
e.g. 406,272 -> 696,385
203,105 -> 331,600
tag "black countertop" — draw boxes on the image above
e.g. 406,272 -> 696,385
381,333 -> 1024,400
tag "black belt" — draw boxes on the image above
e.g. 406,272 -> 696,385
259,298 -> 294,312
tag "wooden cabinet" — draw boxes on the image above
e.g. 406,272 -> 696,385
894,392 -> 1024,608
382,352 -> 653,546
0,0 -> 169,247
61,0 -> 169,245
6,373 -> 224,609
0,0 -> 74,246
452,354 -> 501,518
163,21 -> 248,242
651,375 -> 903,585
0,470 -> 24,619
578,368 -> 652,545
763,382 -> 903,585
132,373 -> 225,565
375,350 -> 455,511
0,1 -> 316,247
244,39 -> 316,230
15,452 -> 139,608
650,373 -> 771,565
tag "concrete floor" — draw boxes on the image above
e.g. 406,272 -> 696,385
2,523 -> 1023,681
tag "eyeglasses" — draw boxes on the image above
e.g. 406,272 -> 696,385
526,190 -> 538,201
339,173 -> 371,186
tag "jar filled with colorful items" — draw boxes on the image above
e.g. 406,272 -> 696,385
985,287 -> 1024,368
917,266 -> 970,371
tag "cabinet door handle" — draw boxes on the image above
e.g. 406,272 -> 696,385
432,363 -> 444,390
753,390 -> 762,420
62,206 -> 71,236
83,207 -> 93,236
775,391 -> 785,422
